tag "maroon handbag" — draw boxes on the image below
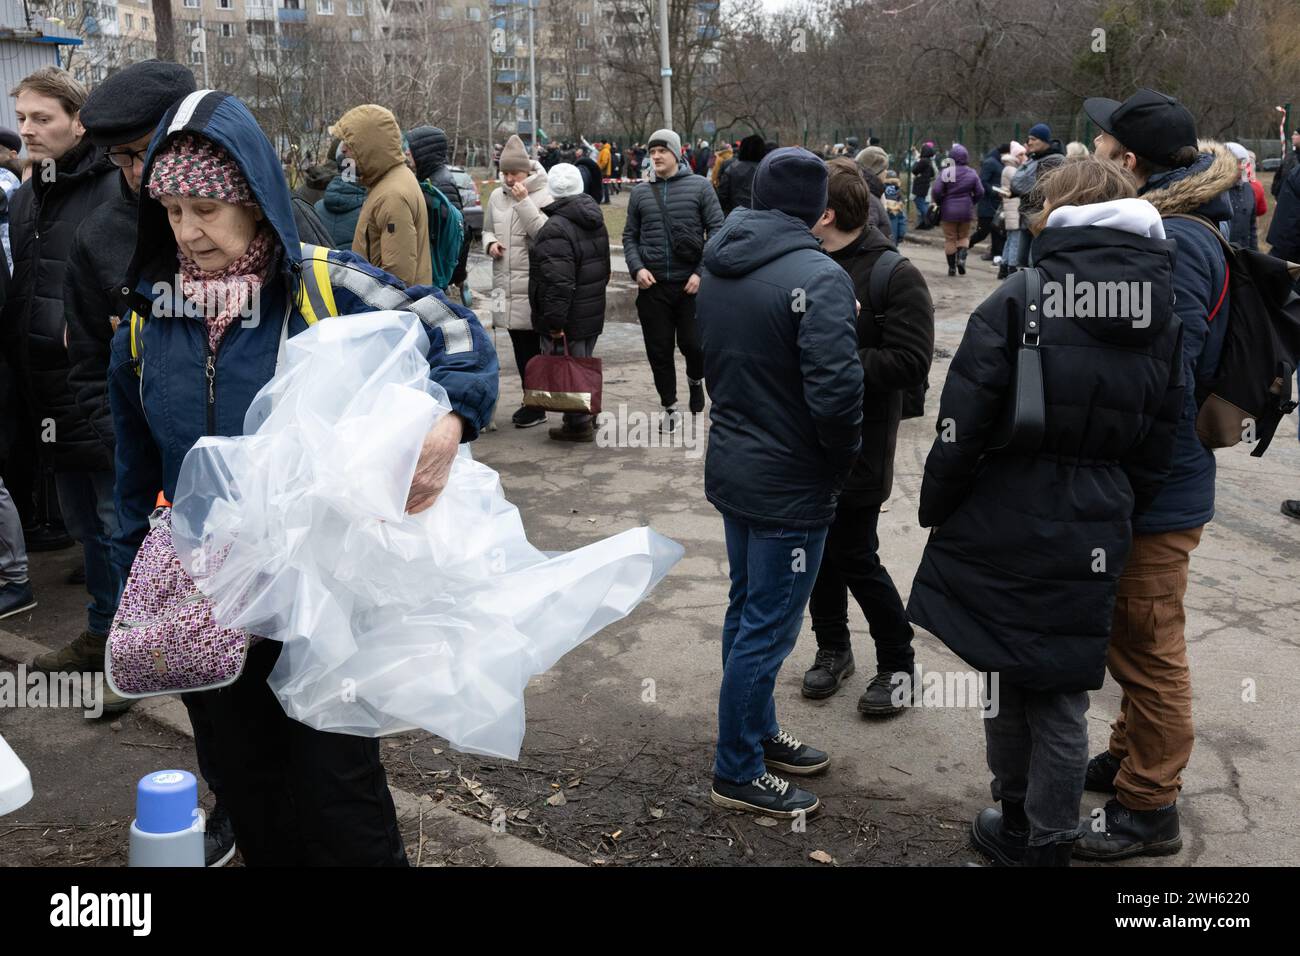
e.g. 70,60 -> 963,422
522,334 -> 603,414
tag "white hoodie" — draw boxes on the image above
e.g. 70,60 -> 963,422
1042,197 -> 1166,239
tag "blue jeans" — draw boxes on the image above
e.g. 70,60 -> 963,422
716,516 -> 828,783
914,196 -> 930,226
889,212 -> 907,245
1003,229 -> 1022,269
54,470 -> 120,636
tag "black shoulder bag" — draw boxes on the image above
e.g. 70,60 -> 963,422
987,267 -> 1046,452
651,179 -> 705,269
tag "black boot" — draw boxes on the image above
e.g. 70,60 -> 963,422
970,800 -> 1028,866
1022,840 -> 1074,866
801,645 -> 855,699
1084,750 -> 1121,793
997,262 -> 1009,280
946,253 -> 957,276
957,248 -> 967,275
1073,798 -> 1182,861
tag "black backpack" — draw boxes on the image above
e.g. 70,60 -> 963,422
864,248 -> 930,419
1167,213 -> 1300,457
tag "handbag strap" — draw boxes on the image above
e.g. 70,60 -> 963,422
651,177 -> 681,237
1021,266 -> 1043,346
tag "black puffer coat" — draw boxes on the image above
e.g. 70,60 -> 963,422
64,177 -> 137,463
1,140 -> 118,472
623,164 -> 725,283
907,222 -> 1185,692
1266,161 -> 1300,261
406,126 -> 465,216
528,194 -> 611,339
827,226 -> 934,505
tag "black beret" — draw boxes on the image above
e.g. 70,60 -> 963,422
81,60 -> 198,147
0,127 -> 20,152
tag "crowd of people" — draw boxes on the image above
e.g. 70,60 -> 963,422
0,59 -> 1296,869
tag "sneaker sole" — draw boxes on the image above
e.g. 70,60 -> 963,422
514,417 -> 547,428
207,842 -> 237,868
0,599 -> 37,621
801,661 -> 856,699
763,756 -> 830,776
1072,834 -> 1183,861
709,789 -> 821,819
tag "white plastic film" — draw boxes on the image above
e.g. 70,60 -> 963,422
170,311 -> 682,759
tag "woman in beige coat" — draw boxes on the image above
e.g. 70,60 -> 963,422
483,134 -> 553,427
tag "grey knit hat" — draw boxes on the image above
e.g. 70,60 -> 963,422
647,128 -> 682,158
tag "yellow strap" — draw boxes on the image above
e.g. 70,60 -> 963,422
297,242 -> 338,325
129,310 -> 144,376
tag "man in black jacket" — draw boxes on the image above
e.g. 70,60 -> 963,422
622,128 -> 725,432
697,147 -> 863,819
801,158 -> 934,713
717,133 -> 764,215
970,143 -> 1009,260
528,163 -> 610,443
1271,129 -> 1300,199
2,67 -> 119,672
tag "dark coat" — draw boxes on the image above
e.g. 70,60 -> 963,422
622,164 -> 725,283
1,139 -> 119,472
314,175 -> 368,251
576,156 -> 604,203
406,126 -> 465,215
977,146 -> 1004,219
528,194 -> 611,339
911,149 -> 935,198
1271,146 -> 1298,198
717,134 -> 765,214
1226,180 -> 1258,250
1266,160 -> 1300,261
827,227 -> 934,505
697,208 -> 864,529
65,177 -> 138,465
907,223 -> 1185,692
1135,143 -> 1238,534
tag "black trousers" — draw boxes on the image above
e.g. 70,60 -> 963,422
635,281 -> 703,408
508,328 -> 542,385
808,500 -> 915,673
969,216 -> 1006,255
182,640 -> 408,866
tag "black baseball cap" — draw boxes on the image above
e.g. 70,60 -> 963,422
1084,88 -> 1197,167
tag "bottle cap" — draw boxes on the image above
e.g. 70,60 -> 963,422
135,769 -> 199,834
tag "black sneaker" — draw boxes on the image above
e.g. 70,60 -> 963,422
1282,500 -> 1300,521
0,581 -> 37,621
512,405 -> 547,428
1084,750 -> 1121,793
205,803 -> 237,867
1073,798 -> 1182,861
66,564 -> 86,585
688,378 -> 706,414
970,802 -> 1028,866
761,728 -> 829,776
801,646 -> 855,699
857,670 -> 912,717
23,523 -> 73,552
710,771 -> 820,819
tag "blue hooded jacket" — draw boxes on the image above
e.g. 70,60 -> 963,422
108,91 -> 498,572
1134,143 -> 1239,534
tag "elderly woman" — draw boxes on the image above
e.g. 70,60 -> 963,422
108,91 -> 498,866
483,134 -> 552,428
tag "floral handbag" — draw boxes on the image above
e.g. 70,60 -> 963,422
105,507 -> 257,698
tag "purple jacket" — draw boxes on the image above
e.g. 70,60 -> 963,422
932,144 -> 984,222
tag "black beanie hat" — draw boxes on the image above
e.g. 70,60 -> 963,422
751,147 -> 828,228
81,60 -> 197,147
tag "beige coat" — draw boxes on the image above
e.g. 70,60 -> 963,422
333,104 -> 431,286
482,162 -> 552,331
1000,158 -> 1022,231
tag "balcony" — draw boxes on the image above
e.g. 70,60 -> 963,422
495,70 -> 519,83
246,1 -> 276,18
278,8 -> 308,22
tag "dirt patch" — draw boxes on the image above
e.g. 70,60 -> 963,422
383,731 -> 985,867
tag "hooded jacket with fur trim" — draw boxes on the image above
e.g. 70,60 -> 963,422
1129,139 -> 1238,533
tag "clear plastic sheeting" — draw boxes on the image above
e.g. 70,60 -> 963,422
170,311 -> 683,759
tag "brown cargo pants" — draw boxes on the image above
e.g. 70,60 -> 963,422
1105,526 -> 1203,811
